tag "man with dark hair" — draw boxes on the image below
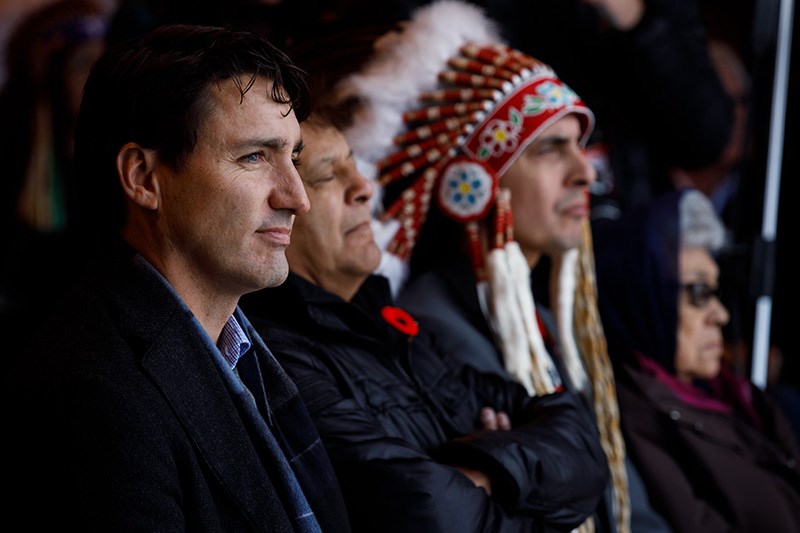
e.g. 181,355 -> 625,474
5,24 -> 350,532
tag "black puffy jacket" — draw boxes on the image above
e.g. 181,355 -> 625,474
242,273 -> 609,532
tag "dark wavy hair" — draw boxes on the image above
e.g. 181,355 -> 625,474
72,23 -> 310,242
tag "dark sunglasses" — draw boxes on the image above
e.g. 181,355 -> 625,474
681,282 -> 720,308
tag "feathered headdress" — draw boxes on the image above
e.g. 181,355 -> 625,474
336,0 -> 593,392
334,2 -> 631,530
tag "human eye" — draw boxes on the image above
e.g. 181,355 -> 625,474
309,175 -> 335,188
241,151 -> 265,164
292,142 -> 305,169
527,139 -> 558,157
536,144 -> 557,156
681,282 -> 718,307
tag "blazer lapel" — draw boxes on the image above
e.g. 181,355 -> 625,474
112,258 -> 293,531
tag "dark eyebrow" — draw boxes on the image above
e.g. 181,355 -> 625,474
538,133 -> 575,145
526,135 -> 569,152
316,149 -> 354,166
545,137 -> 569,146
685,271 -> 715,282
232,137 -> 294,152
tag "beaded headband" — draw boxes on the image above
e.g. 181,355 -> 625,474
373,42 -> 594,260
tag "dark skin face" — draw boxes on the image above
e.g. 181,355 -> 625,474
286,122 -> 381,301
675,246 -> 729,384
500,115 -> 595,268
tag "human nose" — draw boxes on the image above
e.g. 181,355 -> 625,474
568,146 -> 597,188
345,168 -> 375,206
272,163 -> 311,215
709,296 -> 730,327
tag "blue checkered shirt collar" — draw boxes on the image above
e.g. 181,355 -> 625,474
218,314 -> 252,369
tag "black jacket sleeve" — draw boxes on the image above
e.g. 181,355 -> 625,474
441,365 -> 610,528
273,337 -> 606,532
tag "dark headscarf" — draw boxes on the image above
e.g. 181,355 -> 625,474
592,189 -> 690,373
593,189 -> 770,428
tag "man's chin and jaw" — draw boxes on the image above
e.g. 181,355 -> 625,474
237,245 -> 291,295
551,213 -> 588,253
517,218 -> 586,261
340,231 -> 382,279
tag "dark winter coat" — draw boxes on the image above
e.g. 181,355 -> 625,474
617,362 -> 800,532
242,273 -> 610,532
398,252 -> 671,533
593,188 -> 800,532
5,239 -> 351,532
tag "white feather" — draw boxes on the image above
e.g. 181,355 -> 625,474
506,241 -> 559,393
555,247 -> 589,393
485,247 -> 536,395
338,0 -> 503,165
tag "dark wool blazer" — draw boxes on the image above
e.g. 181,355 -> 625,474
4,239 -> 350,532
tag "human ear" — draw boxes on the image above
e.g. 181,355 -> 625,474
117,143 -> 160,210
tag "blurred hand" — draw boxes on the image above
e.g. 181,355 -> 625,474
454,466 -> 493,495
480,407 -> 511,431
582,0 -> 645,31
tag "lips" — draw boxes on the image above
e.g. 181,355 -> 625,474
255,226 -> 291,245
346,220 -> 373,235
704,341 -> 724,353
558,190 -> 590,218
561,201 -> 589,218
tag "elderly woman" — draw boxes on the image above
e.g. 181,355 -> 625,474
592,188 -> 800,532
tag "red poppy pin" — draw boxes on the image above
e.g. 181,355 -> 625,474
381,306 -> 419,337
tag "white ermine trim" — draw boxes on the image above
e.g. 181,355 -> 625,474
555,247 -> 589,393
485,247 -> 536,395
506,241 -> 560,393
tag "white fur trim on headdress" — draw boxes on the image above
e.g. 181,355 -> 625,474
506,241 -> 561,394
480,189 -> 561,395
554,247 -> 590,393
484,246 -> 538,395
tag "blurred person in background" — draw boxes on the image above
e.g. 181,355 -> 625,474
593,187 -> 800,532
0,0 -> 108,364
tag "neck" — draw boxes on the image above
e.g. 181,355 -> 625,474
297,270 -> 367,302
124,230 -> 238,344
